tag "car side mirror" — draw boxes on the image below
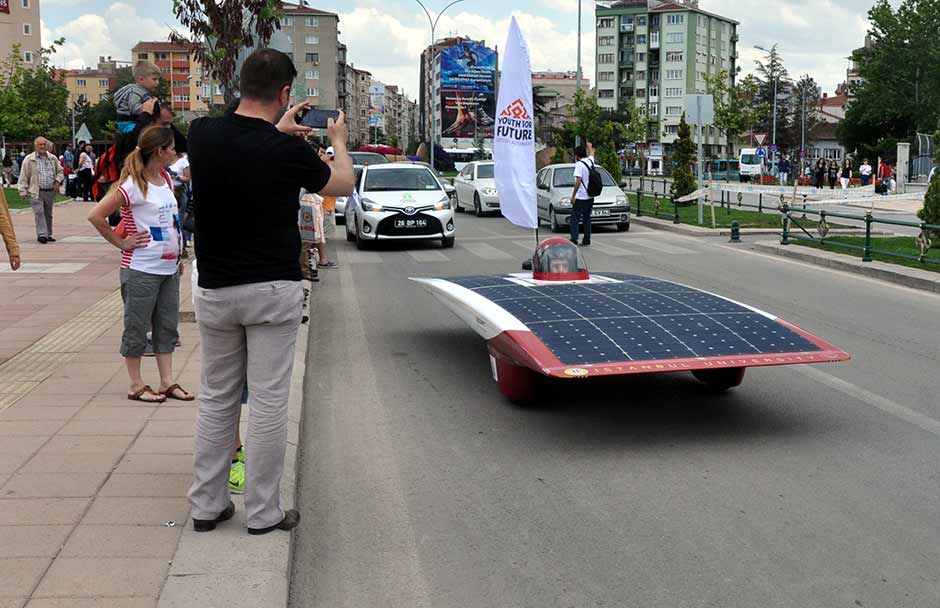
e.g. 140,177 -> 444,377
521,259 -> 533,271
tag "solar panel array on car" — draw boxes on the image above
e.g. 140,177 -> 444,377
450,273 -> 821,365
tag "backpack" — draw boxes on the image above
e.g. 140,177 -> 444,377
581,159 -> 603,197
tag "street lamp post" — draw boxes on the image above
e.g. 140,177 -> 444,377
576,0 -> 582,92
415,0 -> 467,173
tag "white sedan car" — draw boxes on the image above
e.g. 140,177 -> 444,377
453,161 -> 500,216
536,163 -> 631,232
345,163 -> 456,249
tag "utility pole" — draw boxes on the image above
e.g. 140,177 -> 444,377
576,0 -> 582,93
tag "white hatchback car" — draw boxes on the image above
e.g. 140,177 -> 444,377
535,163 -> 630,233
453,161 -> 499,216
345,163 -> 456,249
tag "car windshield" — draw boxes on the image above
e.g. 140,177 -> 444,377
364,168 -> 441,192
740,154 -> 760,165
476,164 -> 494,179
552,166 -> 617,188
351,153 -> 389,166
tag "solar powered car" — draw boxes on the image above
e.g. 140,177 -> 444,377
413,237 -> 850,403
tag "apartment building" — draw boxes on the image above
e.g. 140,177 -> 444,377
64,64 -> 116,107
277,4 -> 340,110
0,0 -> 41,69
595,0 -> 738,160
132,42 -> 210,113
343,65 -> 372,147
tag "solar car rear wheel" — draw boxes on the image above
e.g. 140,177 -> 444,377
494,356 -> 541,405
692,367 -> 746,391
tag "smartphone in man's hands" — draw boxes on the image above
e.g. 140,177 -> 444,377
297,108 -> 341,129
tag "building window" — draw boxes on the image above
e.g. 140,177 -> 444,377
636,70 -> 646,81
305,35 -> 319,44
636,52 -> 646,63
306,87 -> 319,97
23,51 -> 33,63
98,79 -> 107,87
664,124 -> 679,134
665,69 -> 683,79
636,16 -> 647,26
598,53 -> 614,64
598,89 -> 614,98
648,103 -> 658,114
305,70 -> 320,79
598,71 -> 614,82
23,23 -> 31,35
138,52 -> 149,60
597,17 -> 613,28
636,34 -> 647,45
598,36 -> 615,47
698,15 -> 707,27
665,87 -> 683,97
665,51 -> 683,62
648,85 -> 658,97
305,17 -> 319,27
666,14 -> 684,25
305,53 -> 319,64
635,88 -> 646,98
697,71 -> 707,81
666,33 -> 685,44
282,16 -> 293,26
22,0 -> 29,7
665,106 -> 682,115
76,79 -> 86,87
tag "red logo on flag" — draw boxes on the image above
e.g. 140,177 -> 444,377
499,99 -> 531,120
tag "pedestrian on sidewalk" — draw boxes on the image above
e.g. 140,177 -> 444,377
77,143 -> 96,202
186,48 -> 355,535
859,158 -> 872,187
827,159 -> 839,189
17,137 -> 64,244
777,154 -> 791,186
0,186 -> 21,270
812,159 -> 826,189
1,153 -> 13,186
839,159 -> 853,193
315,145 -> 338,269
86,125 -> 193,405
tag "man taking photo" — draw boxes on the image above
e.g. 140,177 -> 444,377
186,48 -> 355,535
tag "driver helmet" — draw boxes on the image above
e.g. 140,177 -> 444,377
531,237 -> 589,281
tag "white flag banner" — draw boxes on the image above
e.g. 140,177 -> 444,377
494,17 -> 537,230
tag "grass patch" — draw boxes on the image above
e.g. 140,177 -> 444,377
3,187 -> 72,209
794,235 -> 940,274
629,193 -> 848,230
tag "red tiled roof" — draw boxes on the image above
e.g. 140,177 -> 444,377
818,94 -> 848,107
132,41 -> 194,52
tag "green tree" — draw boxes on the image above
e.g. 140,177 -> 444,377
0,41 -> 70,142
622,102 -> 652,175
753,44 -> 796,153
704,70 -> 767,158
171,0 -> 282,105
552,90 -> 627,182
670,113 -> 697,202
917,132 -> 940,242
838,0 -> 940,158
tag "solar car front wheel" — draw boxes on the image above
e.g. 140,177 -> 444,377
691,367 -> 746,391
492,354 -> 541,405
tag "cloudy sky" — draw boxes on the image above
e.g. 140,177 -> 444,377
42,0 -> 892,99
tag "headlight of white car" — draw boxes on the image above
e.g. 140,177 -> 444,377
558,197 -> 572,207
482,187 -> 498,196
433,196 -> 451,211
360,198 -> 383,212
616,195 -> 627,205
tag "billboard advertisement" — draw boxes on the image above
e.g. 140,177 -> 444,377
440,90 -> 496,140
440,42 -> 497,93
368,83 -> 386,130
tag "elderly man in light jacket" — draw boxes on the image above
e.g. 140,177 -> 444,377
18,137 -> 64,244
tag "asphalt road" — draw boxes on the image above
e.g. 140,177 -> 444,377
289,212 -> 940,607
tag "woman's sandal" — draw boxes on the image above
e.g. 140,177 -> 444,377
128,385 -> 166,403
161,383 -> 195,401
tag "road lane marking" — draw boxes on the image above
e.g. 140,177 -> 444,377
338,250 -> 383,264
407,250 -> 450,262
795,365 -> 940,438
463,242 -> 514,260
584,242 -> 641,256
622,237 -> 697,254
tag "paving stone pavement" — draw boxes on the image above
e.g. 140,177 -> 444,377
1,217 -> 308,607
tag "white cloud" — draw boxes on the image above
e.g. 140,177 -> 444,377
337,7 -> 594,98
44,2 -> 171,69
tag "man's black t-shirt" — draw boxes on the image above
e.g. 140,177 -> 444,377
188,112 -> 331,288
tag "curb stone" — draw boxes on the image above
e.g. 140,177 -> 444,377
752,240 -> 940,294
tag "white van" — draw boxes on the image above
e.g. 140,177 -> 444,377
738,148 -> 763,182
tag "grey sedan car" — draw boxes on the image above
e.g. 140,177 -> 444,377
535,163 -> 630,232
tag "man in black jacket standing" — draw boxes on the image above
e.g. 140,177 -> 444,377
186,48 -> 355,535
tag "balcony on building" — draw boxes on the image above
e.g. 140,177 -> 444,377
649,32 -> 660,50
619,50 -> 634,66
620,22 -> 634,33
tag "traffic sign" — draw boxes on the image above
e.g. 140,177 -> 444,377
754,133 -> 767,146
755,147 -> 767,159
769,144 -> 778,153
800,149 -> 807,158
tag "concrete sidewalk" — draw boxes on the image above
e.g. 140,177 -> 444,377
1,203 -> 307,607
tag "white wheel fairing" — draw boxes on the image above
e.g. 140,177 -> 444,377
409,278 -> 529,341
